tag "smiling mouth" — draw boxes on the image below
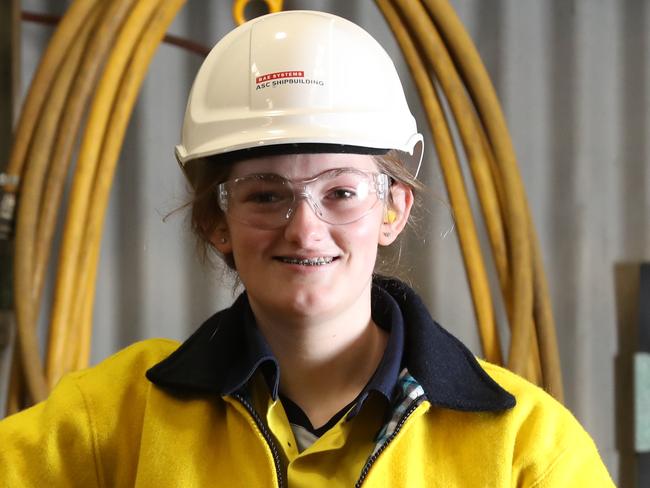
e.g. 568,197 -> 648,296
276,256 -> 336,266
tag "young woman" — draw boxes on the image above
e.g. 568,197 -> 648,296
0,10 -> 613,487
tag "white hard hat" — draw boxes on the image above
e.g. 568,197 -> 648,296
176,10 -> 424,176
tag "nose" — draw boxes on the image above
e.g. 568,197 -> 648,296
283,197 -> 327,244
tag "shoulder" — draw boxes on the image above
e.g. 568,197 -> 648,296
68,338 -> 180,399
0,339 -> 180,485
476,360 -> 614,487
477,359 -> 581,435
478,360 -> 562,410
2,338 -> 181,425
77,338 -> 180,379
92,337 -> 179,370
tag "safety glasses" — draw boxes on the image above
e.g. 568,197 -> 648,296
216,168 -> 389,229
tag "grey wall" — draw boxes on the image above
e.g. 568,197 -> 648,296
19,1 -> 650,484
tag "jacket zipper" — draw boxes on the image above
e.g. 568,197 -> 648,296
232,393 -> 285,488
354,402 -> 421,487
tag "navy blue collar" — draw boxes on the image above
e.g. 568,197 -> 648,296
146,277 -> 515,412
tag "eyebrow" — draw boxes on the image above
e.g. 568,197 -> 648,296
235,167 -> 368,182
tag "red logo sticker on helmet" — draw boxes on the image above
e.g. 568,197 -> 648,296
254,71 -> 325,91
256,71 -> 304,84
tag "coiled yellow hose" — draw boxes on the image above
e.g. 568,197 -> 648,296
46,0 -> 162,386
13,21 -> 93,402
377,0 -> 560,396
66,0 -> 167,373
11,0 -> 103,405
9,0 -> 187,404
421,0 -> 560,397
376,0 -> 503,365
54,0 -> 188,382
44,0 -> 140,386
31,3 -> 106,307
3,0 -> 99,186
394,0 -> 534,378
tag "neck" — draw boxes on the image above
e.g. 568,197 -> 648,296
249,285 -> 388,429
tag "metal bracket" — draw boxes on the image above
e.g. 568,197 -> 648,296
0,189 -> 16,240
0,173 -> 19,186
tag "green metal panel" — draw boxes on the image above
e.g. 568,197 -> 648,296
636,352 -> 650,452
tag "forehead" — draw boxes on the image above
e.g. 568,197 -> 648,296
229,152 -> 378,179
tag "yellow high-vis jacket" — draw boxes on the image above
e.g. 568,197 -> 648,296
0,279 -> 614,487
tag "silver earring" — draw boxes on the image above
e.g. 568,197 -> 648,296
383,232 -> 391,237
220,237 -> 227,244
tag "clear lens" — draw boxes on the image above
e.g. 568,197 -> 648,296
217,168 -> 388,229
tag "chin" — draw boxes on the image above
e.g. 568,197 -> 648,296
277,289 -> 337,318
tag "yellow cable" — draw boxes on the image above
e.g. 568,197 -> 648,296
12,1 -> 103,404
526,318 -> 543,385
59,0 -> 165,378
13,40 -> 83,403
6,346 -> 23,414
391,0 -> 507,363
72,0 -> 189,376
16,1 -> 102,325
46,0 -> 140,386
32,4 -> 106,313
476,125 -> 510,294
3,0 -> 99,189
422,0 -> 551,386
530,220 -> 563,400
376,0 -> 502,364
73,263 -> 95,371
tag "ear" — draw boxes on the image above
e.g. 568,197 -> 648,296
379,183 -> 414,246
210,225 -> 232,254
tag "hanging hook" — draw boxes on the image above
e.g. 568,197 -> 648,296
232,0 -> 283,26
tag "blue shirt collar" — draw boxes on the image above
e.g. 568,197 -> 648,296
346,285 -> 405,417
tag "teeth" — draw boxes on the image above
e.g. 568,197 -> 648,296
280,256 -> 334,266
